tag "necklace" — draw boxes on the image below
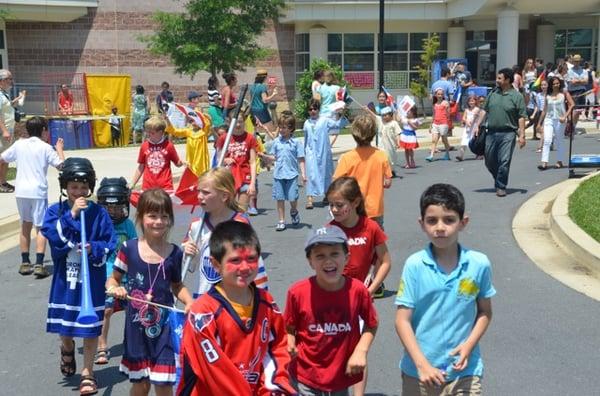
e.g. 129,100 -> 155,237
145,258 -> 166,302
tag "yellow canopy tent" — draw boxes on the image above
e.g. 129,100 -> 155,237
85,74 -> 131,147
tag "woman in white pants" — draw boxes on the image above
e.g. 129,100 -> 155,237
538,76 -> 574,170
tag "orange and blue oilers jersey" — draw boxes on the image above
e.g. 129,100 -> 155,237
177,286 -> 295,396
183,210 -> 269,297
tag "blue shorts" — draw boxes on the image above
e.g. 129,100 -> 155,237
252,108 -> 272,124
272,177 -> 299,201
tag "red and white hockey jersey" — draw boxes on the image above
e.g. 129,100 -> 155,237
177,285 -> 295,396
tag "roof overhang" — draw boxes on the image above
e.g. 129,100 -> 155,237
281,0 -> 487,22
0,1 -> 98,23
282,0 -> 600,23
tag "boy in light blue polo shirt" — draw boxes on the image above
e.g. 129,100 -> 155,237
395,183 -> 495,395
265,114 -> 306,231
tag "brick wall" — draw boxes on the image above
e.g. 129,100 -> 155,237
5,3 -> 296,111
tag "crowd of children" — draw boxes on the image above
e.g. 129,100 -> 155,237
0,71 -> 501,396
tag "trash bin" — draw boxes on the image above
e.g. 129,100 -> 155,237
48,119 -> 93,149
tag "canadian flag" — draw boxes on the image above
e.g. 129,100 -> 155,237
174,166 -> 200,206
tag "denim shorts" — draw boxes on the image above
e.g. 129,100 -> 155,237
272,177 -> 299,201
252,108 -> 272,124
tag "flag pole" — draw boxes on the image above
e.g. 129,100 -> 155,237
181,84 -> 249,281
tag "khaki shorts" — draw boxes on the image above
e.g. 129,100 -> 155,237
402,373 -> 482,396
431,123 -> 449,136
0,133 -> 13,153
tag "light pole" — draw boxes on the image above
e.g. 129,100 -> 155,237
379,0 -> 385,91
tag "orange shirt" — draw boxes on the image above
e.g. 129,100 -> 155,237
333,146 -> 392,218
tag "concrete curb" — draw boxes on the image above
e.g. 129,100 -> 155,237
513,179 -> 600,301
549,171 -> 600,273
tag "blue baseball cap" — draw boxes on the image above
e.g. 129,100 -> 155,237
187,90 -> 202,100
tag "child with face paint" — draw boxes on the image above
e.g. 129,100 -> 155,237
325,176 -> 391,395
182,167 -> 269,297
178,221 -> 295,395
326,176 -> 391,297
106,189 -> 193,395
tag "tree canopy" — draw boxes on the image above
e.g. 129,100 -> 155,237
143,0 -> 285,78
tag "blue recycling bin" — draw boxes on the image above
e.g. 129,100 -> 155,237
49,119 -> 93,149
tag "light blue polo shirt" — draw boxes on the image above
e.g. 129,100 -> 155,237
395,244 -> 496,381
270,135 -> 305,180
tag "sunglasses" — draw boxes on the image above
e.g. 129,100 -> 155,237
309,107 -> 319,111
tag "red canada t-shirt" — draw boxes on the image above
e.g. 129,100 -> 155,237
216,132 -> 258,191
330,216 -> 388,282
284,276 -> 378,391
137,138 -> 180,191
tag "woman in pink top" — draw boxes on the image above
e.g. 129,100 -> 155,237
426,89 -> 451,162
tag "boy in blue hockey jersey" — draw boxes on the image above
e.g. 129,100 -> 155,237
94,177 -> 137,365
42,157 -> 116,395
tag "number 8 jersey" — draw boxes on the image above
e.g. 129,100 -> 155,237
177,285 -> 295,396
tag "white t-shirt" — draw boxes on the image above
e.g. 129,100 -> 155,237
1,136 -> 62,198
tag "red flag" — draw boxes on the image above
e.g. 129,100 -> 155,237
130,190 -> 142,208
174,167 -> 200,206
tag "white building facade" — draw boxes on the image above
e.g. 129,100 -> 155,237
285,0 -> 600,101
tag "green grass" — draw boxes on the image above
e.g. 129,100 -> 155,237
7,167 -> 15,181
569,174 -> 600,242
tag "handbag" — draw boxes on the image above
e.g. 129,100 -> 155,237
469,122 -> 487,156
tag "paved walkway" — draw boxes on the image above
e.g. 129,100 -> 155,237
1,123 -> 600,395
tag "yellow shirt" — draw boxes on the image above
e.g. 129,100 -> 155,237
215,284 -> 254,320
166,119 -> 211,177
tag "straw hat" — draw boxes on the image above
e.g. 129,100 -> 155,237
572,54 -> 582,62
256,69 -> 268,76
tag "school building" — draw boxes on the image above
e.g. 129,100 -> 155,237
0,0 -> 599,112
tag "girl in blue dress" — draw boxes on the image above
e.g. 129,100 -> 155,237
106,189 -> 193,395
303,98 -> 348,209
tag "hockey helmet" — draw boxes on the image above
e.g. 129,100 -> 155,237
59,157 -> 96,195
97,177 -> 131,223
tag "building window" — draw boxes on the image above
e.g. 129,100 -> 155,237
555,29 -> 596,64
327,33 -> 375,89
326,32 -> 447,90
295,33 -> 310,76
382,32 -> 447,90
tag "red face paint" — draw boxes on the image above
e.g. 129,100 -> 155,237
224,247 -> 259,274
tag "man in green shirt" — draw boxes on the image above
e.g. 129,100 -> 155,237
479,68 -> 527,197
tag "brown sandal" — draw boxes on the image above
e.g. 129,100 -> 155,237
79,375 -> 98,395
94,349 -> 109,365
60,340 -> 76,377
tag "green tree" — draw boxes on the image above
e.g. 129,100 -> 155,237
294,58 -> 349,120
142,0 -> 285,78
409,34 -> 441,116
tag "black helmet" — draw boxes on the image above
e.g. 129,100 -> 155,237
59,157 -> 96,195
97,177 -> 130,223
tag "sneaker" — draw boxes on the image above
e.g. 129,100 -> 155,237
373,283 -> 385,299
247,206 -> 258,216
33,264 -> 50,279
496,189 -> 507,197
425,155 -> 434,162
18,263 -> 33,275
290,209 -> 300,225
442,153 -> 451,161
275,221 -> 286,231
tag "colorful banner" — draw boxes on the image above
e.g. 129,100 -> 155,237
345,72 -> 375,89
